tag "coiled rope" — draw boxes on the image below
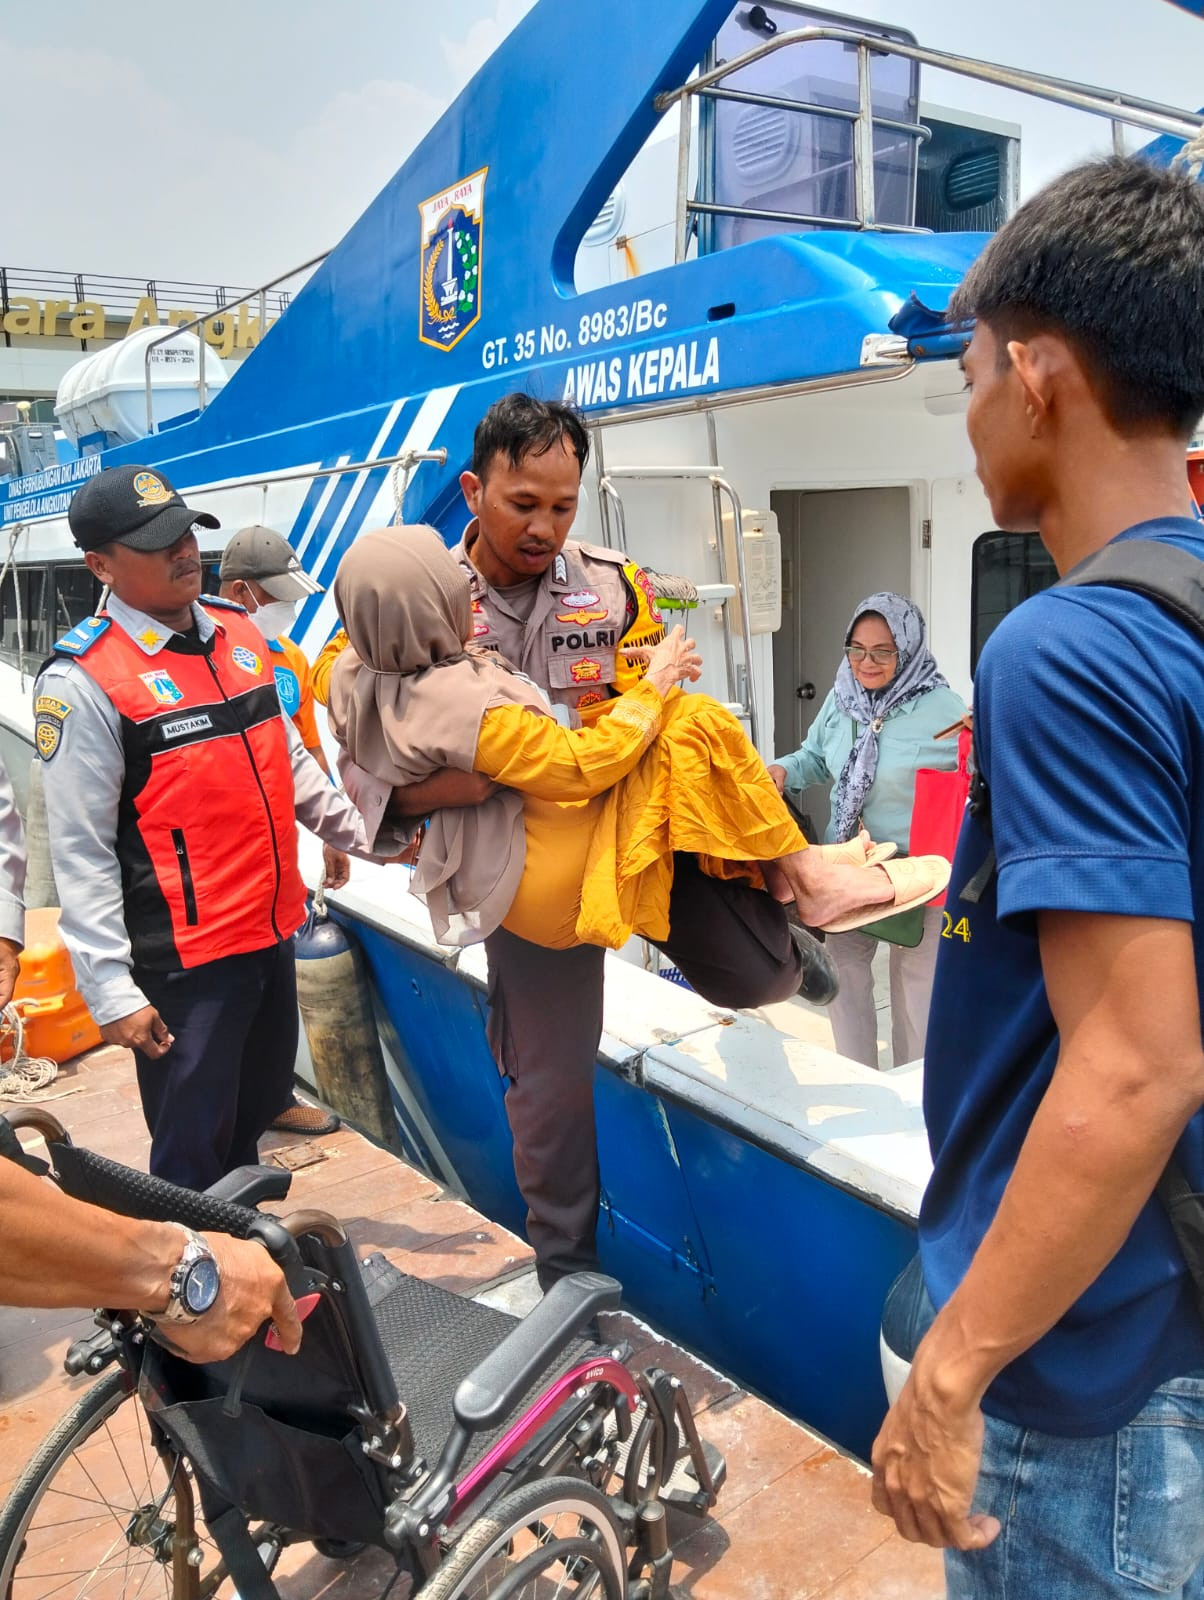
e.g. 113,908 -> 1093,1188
0,1004 -> 62,1101
1172,121 -> 1204,182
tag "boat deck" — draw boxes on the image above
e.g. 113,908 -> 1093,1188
0,1046 -> 944,1598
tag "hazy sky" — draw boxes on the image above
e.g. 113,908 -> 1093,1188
6,0 -> 1202,289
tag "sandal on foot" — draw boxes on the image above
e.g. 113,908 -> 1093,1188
818,855 -> 951,935
815,839 -> 899,869
269,1100 -> 341,1136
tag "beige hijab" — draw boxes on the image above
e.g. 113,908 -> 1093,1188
329,525 -> 550,945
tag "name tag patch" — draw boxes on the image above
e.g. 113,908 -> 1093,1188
161,714 -> 213,741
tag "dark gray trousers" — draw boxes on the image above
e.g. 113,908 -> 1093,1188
484,855 -> 802,1286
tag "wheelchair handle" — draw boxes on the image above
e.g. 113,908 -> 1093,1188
3,1105 -> 71,1145
244,1208 -> 346,1299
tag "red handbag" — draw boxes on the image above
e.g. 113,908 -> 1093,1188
908,727 -> 972,909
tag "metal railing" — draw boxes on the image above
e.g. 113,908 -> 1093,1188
596,462 -> 760,748
656,27 -> 1204,254
0,266 -> 298,329
143,250 -> 330,433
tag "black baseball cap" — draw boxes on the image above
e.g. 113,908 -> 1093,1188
67,465 -> 220,553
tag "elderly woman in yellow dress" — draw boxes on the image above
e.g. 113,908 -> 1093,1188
327,527 -> 949,963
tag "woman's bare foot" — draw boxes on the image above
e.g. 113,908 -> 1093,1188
779,849 -> 894,927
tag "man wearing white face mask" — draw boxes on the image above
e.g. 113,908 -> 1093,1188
36,468 -> 395,1187
219,526 -> 332,780
219,525 -> 347,1139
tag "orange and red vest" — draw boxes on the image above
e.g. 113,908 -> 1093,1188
63,602 -> 306,972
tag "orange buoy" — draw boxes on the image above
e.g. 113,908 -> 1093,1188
5,908 -> 102,1065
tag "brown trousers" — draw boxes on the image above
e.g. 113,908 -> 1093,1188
484,855 -> 802,1287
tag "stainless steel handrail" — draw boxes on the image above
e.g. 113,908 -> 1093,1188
598,462 -> 760,747
654,26 -> 1204,138
657,25 -> 1204,248
143,249 -> 331,434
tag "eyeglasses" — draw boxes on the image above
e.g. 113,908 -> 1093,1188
845,645 -> 898,666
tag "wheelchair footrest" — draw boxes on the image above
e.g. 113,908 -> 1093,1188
663,1438 -> 727,1515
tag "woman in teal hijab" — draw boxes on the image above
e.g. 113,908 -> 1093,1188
770,593 -> 966,1069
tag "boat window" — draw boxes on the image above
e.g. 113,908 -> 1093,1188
701,3 -> 921,253
572,5 -> 923,292
0,567 -> 50,669
971,531 -> 1057,672
52,565 -> 104,634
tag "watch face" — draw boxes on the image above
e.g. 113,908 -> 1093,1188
182,1256 -> 221,1316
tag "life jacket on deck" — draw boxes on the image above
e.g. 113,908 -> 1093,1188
61,602 -> 306,972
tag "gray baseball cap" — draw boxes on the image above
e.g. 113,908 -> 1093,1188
219,525 -> 323,601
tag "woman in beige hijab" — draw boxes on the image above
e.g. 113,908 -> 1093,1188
328,526 -> 948,950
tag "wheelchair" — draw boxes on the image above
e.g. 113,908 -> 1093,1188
0,1108 -> 725,1599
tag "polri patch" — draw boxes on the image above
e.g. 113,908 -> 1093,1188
231,645 -> 262,675
34,696 -> 71,761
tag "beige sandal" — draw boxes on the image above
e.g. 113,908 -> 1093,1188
818,854 -> 951,935
814,838 -> 899,869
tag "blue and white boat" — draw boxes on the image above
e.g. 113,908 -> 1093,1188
2,0 -> 1201,1461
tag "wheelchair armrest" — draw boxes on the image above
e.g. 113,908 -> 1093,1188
453,1271 -> 621,1433
206,1165 -> 292,1207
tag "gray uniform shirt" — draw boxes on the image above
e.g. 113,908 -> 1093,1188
36,595 -> 373,1026
0,759 -> 26,948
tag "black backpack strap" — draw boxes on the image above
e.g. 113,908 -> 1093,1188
1158,1157 -> 1204,1319
1051,537 -> 1204,1313
1057,538 -> 1204,640
960,537 -> 1204,909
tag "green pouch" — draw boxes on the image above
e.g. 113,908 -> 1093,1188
860,905 -> 927,947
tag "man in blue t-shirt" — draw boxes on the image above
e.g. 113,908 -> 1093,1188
871,157 -> 1204,1596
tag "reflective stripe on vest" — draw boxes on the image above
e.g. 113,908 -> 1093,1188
71,608 -> 306,971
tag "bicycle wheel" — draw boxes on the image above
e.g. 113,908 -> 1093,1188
0,1367 -> 228,1599
421,1475 -> 625,1600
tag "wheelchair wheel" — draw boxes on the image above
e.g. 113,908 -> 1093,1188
422,1475 -> 625,1600
0,1367 -> 232,1598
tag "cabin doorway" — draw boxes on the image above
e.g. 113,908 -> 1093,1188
769,486 -> 911,839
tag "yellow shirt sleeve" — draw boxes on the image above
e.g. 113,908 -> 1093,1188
310,628 -> 348,707
279,637 -> 321,750
475,679 -> 664,799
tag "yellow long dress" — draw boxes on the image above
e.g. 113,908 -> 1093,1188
472,681 -> 806,950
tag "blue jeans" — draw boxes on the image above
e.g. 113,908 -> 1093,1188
946,1379 -> 1204,1597
884,1260 -> 1204,1597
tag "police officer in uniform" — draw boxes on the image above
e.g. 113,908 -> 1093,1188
341,394 -> 847,1289
36,465 -> 380,1191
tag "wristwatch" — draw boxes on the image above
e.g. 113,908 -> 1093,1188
154,1226 -> 222,1324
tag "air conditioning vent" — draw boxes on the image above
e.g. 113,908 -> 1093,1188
730,105 -> 800,183
944,149 -> 1001,212
584,186 -> 626,246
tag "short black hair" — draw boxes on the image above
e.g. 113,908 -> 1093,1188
949,156 -> 1204,438
472,393 -> 590,479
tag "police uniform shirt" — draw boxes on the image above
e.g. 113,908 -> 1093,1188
340,532 -> 658,846
35,594 -> 372,1027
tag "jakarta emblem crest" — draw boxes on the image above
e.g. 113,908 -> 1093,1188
419,167 -> 487,351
